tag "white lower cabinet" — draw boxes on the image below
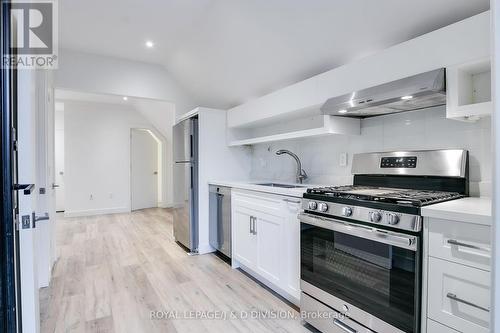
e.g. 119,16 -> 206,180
232,190 -> 301,304
284,199 -> 301,297
424,217 -> 491,333
427,257 -> 490,333
255,210 -> 283,284
427,319 -> 459,333
232,206 -> 258,268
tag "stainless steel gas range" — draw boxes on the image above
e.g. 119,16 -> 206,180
299,149 -> 468,333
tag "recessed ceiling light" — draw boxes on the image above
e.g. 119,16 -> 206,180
145,40 -> 154,48
123,96 -> 128,101
338,109 -> 348,114
401,95 -> 413,100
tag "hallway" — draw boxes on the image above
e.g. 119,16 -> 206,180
40,209 -> 308,333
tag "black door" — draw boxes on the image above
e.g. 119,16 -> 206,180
1,1 -> 22,332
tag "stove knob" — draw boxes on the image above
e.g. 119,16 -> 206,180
387,213 -> 400,225
308,201 -> 318,210
342,207 -> 353,217
370,211 -> 382,223
318,203 -> 329,212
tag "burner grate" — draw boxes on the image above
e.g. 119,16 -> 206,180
307,185 -> 463,207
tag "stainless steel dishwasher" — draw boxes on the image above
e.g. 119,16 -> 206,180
209,185 -> 231,259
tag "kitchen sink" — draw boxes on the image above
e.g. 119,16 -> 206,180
255,182 -> 307,188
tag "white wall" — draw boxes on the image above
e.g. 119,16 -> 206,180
62,100 -> 168,216
55,49 -> 197,116
228,11 -> 490,128
250,107 -> 491,197
195,108 -> 252,254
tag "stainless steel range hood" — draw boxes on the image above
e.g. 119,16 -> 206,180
321,68 -> 446,118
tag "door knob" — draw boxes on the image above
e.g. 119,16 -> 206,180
32,212 -> 49,228
52,183 -> 59,189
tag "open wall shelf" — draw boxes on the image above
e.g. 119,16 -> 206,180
227,114 -> 360,146
446,57 -> 492,121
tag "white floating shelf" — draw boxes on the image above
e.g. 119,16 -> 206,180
446,57 -> 492,121
227,115 -> 360,147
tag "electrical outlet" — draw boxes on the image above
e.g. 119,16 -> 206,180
340,152 -> 348,167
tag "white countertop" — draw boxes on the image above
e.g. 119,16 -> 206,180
211,182 -> 493,225
421,197 -> 492,225
208,180 -> 309,198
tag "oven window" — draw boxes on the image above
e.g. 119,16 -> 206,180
301,223 -> 419,333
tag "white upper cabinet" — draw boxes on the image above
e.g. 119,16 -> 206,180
446,58 -> 492,121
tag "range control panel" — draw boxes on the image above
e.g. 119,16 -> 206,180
380,156 -> 417,168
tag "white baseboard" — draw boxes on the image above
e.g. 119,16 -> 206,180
158,201 -> 174,208
171,202 -> 184,209
64,207 -> 130,218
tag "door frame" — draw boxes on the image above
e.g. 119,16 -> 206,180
0,1 -> 21,331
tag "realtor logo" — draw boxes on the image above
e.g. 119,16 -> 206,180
2,0 -> 58,69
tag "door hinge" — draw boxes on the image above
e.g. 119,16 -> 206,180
11,127 -> 17,151
14,212 -> 19,231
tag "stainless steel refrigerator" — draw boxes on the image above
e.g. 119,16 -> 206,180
172,117 -> 198,253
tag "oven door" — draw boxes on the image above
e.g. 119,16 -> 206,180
299,213 -> 421,333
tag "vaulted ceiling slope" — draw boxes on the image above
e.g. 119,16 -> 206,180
60,0 -> 489,110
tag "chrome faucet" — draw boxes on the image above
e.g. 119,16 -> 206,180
275,149 -> 308,184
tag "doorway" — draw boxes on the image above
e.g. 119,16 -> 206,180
54,103 -> 65,212
130,128 -> 162,211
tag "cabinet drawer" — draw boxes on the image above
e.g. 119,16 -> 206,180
428,218 -> 491,271
427,319 -> 458,333
428,257 -> 490,333
232,190 -> 285,216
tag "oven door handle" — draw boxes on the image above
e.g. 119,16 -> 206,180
333,319 -> 357,333
298,213 -> 418,251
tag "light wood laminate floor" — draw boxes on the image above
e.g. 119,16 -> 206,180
40,208 -> 311,333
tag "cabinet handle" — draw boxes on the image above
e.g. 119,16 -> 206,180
447,239 -> 490,253
249,216 -> 253,234
446,293 -> 490,312
253,217 -> 257,235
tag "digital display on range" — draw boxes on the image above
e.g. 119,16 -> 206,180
380,156 -> 417,168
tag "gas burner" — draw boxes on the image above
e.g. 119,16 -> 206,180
307,185 -> 463,207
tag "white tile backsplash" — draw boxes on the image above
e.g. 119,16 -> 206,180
250,106 -> 491,196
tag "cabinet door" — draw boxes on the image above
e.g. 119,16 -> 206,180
283,199 -> 301,299
428,218 -> 491,271
255,211 -> 284,284
232,205 -> 257,269
428,257 -> 490,333
427,319 -> 459,333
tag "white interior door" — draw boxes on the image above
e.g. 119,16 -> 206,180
131,129 -> 158,211
18,68 -> 41,333
54,107 -> 65,212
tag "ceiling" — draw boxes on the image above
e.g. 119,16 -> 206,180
60,0 -> 489,109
